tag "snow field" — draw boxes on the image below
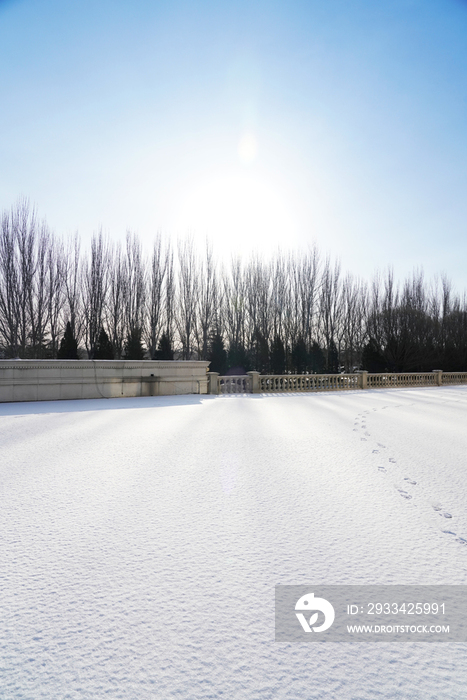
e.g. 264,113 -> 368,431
1,387 -> 467,699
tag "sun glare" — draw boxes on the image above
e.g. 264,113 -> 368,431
174,171 -> 297,254
237,132 -> 258,164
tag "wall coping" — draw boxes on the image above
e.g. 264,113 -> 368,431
0,360 -> 210,371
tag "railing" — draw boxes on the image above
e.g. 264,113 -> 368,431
258,374 -> 359,392
207,370 -> 467,395
219,375 -> 251,394
442,373 -> 467,385
366,373 -> 437,388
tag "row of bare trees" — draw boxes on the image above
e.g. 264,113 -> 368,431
1,200 -> 466,371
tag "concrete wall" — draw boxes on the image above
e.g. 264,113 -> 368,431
0,360 -> 210,403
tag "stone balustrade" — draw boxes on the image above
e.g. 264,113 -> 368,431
366,372 -> 438,388
442,372 -> 467,385
258,373 -> 360,392
219,375 -> 252,394
207,370 -> 467,395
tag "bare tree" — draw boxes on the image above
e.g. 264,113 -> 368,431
146,234 -> 169,359
124,231 -> 146,337
222,255 -> 246,351
62,233 -> 84,349
341,274 -> 367,371
29,220 -> 50,357
164,243 -> 175,346
245,255 -> 272,346
0,207 -> 19,356
47,236 -> 65,358
319,257 -> 342,366
297,245 -> 320,348
270,250 -> 288,341
83,230 -> 110,358
195,240 -> 217,360
176,238 -> 198,359
107,242 -> 126,358
13,200 -> 37,356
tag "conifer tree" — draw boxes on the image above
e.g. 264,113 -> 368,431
326,339 -> 339,373
227,342 -> 250,374
208,332 -> 227,374
57,321 -> 79,359
93,328 -> 115,359
123,326 -> 145,360
361,338 -> 386,372
270,335 -> 286,375
291,337 -> 307,373
155,332 -> 173,360
250,329 -> 269,374
309,341 -> 325,374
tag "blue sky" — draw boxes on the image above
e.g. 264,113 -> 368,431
1,0 -> 467,289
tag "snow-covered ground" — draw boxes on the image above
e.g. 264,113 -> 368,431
1,386 -> 467,699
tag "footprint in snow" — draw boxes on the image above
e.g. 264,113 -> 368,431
361,437 -> 367,441
378,466 -> 387,472
372,449 -> 380,454
389,458 -> 396,463
440,530 -> 467,548
364,431 -> 371,436
395,487 -> 412,500
431,504 -> 453,518
404,478 -> 417,485
377,443 -> 386,449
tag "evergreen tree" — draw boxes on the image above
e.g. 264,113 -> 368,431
250,329 -> 269,373
226,342 -> 250,374
123,326 -> 145,360
155,332 -> 173,360
309,341 -> 325,374
270,335 -> 286,375
93,328 -> 115,359
326,339 -> 339,373
208,332 -> 227,374
57,321 -> 79,359
361,338 -> 386,372
291,337 -> 307,373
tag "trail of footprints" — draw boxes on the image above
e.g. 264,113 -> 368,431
353,408 -> 467,547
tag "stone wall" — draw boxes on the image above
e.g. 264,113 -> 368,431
0,360 -> 210,402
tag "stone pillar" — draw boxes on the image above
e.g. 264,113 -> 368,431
247,371 -> 260,394
432,370 -> 443,386
207,372 -> 219,395
359,370 -> 368,390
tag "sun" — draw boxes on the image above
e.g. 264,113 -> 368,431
237,132 -> 258,164
174,169 -> 297,256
